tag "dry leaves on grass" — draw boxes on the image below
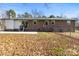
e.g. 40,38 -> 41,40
0,32 -> 78,56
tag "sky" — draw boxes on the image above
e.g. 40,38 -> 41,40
0,3 -> 79,18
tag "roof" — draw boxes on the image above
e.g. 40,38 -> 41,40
0,18 -> 76,21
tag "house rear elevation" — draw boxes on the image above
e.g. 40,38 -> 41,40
0,18 -> 75,32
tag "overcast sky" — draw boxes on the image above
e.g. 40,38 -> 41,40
0,3 -> 79,18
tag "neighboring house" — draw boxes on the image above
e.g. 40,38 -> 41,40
0,18 -> 75,32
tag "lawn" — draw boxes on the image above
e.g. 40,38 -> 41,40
0,32 -> 79,56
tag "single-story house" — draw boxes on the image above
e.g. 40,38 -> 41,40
0,18 -> 75,32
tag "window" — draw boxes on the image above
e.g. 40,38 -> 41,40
52,22 -> 54,24
34,21 -> 36,24
45,22 -> 48,25
44,21 -> 49,25
33,20 -> 37,24
51,21 -> 55,24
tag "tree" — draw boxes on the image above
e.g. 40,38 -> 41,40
42,16 -> 47,18
17,12 -> 32,18
6,9 -> 16,19
48,15 -> 55,18
32,9 -> 44,18
0,9 -> 9,18
56,16 -> 62,18
24,12 -> 32,18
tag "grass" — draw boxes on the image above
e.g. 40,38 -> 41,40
0,32 -> 79,56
